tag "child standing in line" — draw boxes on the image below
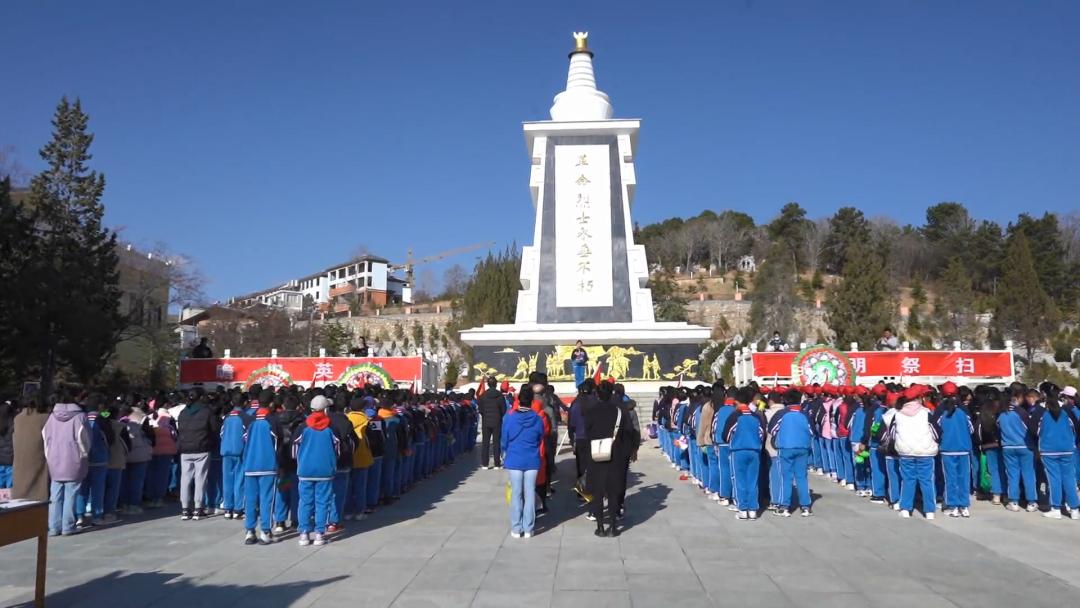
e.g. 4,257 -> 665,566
934,387 -> 974,518
219,394 -> 250,520
345,397 -> 374,520
242,395 -> 280,546
75,394 -> 111,527
723,388 -> 765,521
1036,391 -> 1080,520
294,396 -> 340,546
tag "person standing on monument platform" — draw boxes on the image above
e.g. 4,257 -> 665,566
478,376 -> 506,470
571,341 -> 589,388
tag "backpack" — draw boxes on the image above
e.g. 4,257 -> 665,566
878,417 -> 898,457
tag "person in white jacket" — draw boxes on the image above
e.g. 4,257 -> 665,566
892,386 -> 940,520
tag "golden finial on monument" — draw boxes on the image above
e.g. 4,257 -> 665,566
570,31 -> 593,57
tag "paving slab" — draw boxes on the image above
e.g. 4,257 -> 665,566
3,439 -> 1080,607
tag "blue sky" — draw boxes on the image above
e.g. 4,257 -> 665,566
3,1 -> 1078,301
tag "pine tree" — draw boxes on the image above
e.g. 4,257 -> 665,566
822,206 -> 871,273
993,232 -> 1059,362
933,257 -> 980,347
25,98 -> 123,395
0,177 -> 39,387
318,322 -> 354,357
649,269 -> 688,322
826,240 -> 895,348
750,242 -> 800,340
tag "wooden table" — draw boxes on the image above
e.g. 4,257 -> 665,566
0,501 -> 49,607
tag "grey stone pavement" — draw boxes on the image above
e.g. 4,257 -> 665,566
3,439 -> 1080,608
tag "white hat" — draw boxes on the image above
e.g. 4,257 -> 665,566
310,396 -> 329,411
1063,386 -> 1077,398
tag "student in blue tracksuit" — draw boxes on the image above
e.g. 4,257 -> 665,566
723,388 -> 765,520
687,399 -> 702,486
712,392 -> 737,507
673,390 -> 691,473
1036,393 -> 1080,520
219,397 -> 251,520
861,396 -> 887,504
998,399 -> 1039,512
293,395 -> 340,546
849,396 -> 869,496
934,397 -> 974,517
76,396 -> 111,526
768,390 -> 814,517
242,398 -> 280,545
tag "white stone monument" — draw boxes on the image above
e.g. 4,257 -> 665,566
460,33 -> 709,388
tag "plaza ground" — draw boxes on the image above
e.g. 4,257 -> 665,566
2,442 -> 1080,608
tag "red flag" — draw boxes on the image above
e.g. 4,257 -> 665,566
593,361 -> 603,385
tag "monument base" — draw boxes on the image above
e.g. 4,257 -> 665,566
460,322 -> 709,386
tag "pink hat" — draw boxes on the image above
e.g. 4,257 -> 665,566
1063,386 -> 1077,398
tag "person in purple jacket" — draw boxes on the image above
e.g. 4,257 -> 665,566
42,389 -> 91,536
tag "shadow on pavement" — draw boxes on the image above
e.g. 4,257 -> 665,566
12,569 -> 348,608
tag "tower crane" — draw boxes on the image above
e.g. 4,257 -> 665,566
389,242 -> 496,287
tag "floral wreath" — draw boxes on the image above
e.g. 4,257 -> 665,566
336,362 -> 395,389
791,345 -> 857,386
243,365 -> 294,389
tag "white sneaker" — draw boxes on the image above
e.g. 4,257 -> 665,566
948,508 -> 960,518
298,533 -> 311,546
925,512 -> 935,520
511,531 -> 522,539
847,484 -> 856,491
900,510 -> 911,519
736,511 -> 750,520
727,504 -> 740,512
586,514 -> 596,522
1043,510 -> 1063,520
718,498 -> 731,506
1026,503 -> 1040,513
778,509 -> 791,518
523,532 -> 532,539
748,511 -> 758,520
708,493 -> 720,501
960,508 -> 971,518
800,508 -> 812,517
313,533 -> 327,546
892,503 -> 901,511
1069,509 -> 1079,520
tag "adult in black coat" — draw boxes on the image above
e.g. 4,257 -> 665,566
477,377 -> 507,468
584,382 -> 635,537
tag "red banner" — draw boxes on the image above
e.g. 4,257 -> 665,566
751,351 -> 1013,379
179,357 -> 424,388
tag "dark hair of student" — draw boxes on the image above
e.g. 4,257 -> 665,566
517,386 -> 534,408
597,381 -> 615,403
1046,389 -> 1062,421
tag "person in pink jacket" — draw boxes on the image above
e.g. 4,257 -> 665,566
818,390 -> 837,480
42,390 -> 91,536
147,400 -> 179,508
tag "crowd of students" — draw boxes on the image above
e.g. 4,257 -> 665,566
1,384 -> 478,546
653,380 -> 1080,521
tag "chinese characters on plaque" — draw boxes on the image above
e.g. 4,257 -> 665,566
555,145 -> 613,308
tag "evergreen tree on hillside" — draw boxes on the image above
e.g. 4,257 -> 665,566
826,240 -> 894,348
933,257 -> 980,347
454,246 -> 521,333
766,202 -> 809,272
822,206 -> 871,273
750,242 -> 800,341
648,269 -> 688,322
24,98 -> 123,396
1007,213 -> 1070,314
993,232 -> 1059,362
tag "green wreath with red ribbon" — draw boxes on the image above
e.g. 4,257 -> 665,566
791,345 -> 857,386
